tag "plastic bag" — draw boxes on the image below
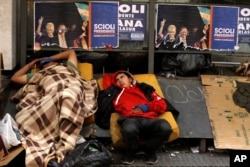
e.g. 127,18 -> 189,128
0,113 -> 21,150
176,53 -> 210,76
60,139 -> 113,167
160,53 -> 210,76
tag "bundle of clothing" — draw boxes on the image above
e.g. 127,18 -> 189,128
11,63 -> 98,167
233,80 -> 250,113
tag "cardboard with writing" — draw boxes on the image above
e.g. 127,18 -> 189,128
201,75 -> 250,150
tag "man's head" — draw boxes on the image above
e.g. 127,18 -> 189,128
179,27 -> 188,39
46,22 -> 55,37
58,24 -> 67,34
167,25 -> 176,39
113,70 -> 135,88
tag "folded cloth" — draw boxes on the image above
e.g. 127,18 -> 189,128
134,104 -> 149,112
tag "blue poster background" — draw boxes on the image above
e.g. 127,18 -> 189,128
90,2 -> 119,48
211,6 -> 239,50
119,3 -> 147,41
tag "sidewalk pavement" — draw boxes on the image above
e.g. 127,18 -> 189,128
98,137 -> 230,167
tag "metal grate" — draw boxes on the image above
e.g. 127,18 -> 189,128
110,149 -> 229,167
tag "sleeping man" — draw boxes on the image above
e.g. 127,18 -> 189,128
10,49 -> 98,167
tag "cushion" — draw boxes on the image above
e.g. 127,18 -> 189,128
78,62 -> 95,125
77,62 -> 93,80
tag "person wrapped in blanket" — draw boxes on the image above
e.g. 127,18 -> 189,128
111,70 -> 173,165
10,49 -> 98,167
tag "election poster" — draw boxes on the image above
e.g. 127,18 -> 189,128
210,6 -> 239,50
90,2 -> 119,48
155,4 -> 211,51
118,3 -> 147,41
34,1 -> 119,50
156,4 -> 242,51
238,7 -> 250,44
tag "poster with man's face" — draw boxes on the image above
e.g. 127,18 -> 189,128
156,4 -> 240,51
155,4 -> 211,51
34,2 -> 119,51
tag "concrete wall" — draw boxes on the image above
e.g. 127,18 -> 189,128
0,0 -> 16,70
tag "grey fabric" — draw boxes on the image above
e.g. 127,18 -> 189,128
233,81 -> 250,112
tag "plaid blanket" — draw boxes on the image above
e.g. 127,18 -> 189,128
11,63 -> 98,167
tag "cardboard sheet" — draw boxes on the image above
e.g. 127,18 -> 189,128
201,75 -> 250,150
0,145 -> 25,166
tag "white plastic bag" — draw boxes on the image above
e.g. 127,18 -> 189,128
0,113 -> 21,150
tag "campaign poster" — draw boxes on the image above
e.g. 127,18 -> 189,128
34,2 -> 119,51
156,4 -> 210,51
210,6 -> 239,50
90,2 -> 119,48
238,7 -> 250,44
118,3 -> 147,41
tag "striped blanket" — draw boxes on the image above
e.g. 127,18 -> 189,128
11,63 -> 98,167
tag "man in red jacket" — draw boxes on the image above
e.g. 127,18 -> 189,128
112,70 -> 172,165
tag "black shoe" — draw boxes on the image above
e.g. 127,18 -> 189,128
47,158 -> 60,167
121,155 -> 134,165
144,153 -> 158,165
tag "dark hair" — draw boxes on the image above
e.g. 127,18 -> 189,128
116,72 -> 131,78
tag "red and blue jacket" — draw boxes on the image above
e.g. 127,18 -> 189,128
112,70 -> 167,119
